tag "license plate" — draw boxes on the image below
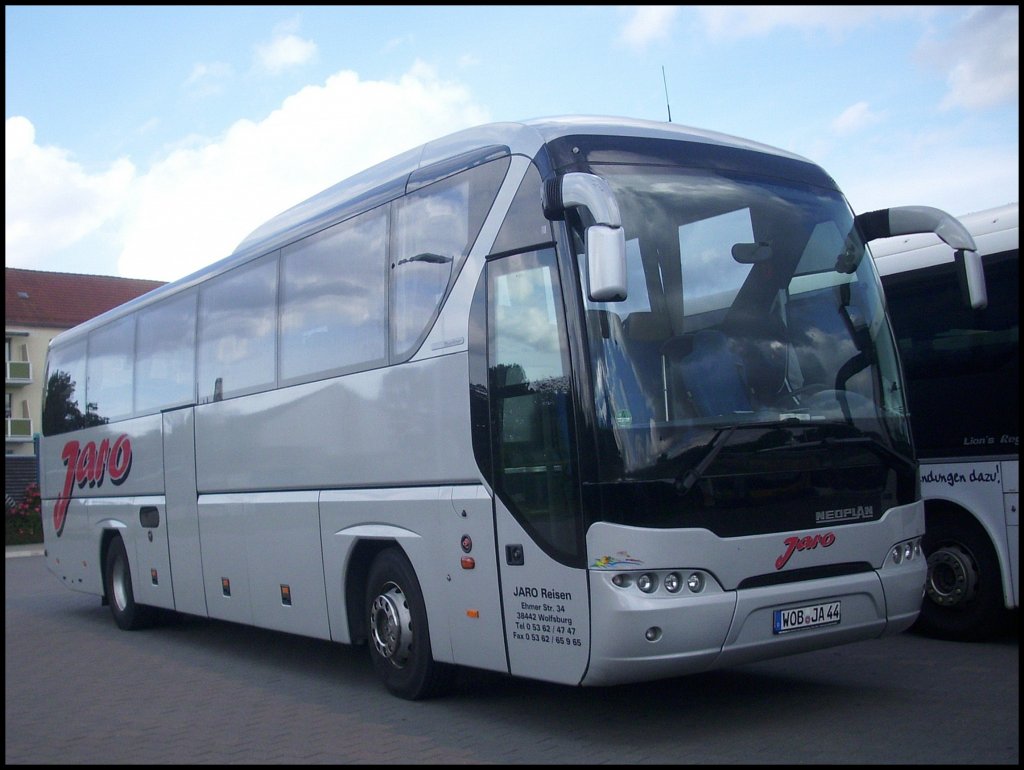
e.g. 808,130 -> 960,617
773,601 -> 841,634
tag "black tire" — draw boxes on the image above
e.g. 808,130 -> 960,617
365,548 -> 453,700
913,513 -> 1006,641
104,535 -> 157,630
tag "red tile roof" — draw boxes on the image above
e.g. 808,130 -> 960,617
5,268 -> 166,329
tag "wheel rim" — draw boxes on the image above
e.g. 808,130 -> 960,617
111,550 -> 130,612
370,582 -> 413,668
926,544 -> 978,608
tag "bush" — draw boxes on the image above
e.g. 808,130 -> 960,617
5,482 -> 43,546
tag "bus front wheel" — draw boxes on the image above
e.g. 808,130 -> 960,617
913,514 -> 1005,641
365,548 -> 453,700
103,535 -> 156,630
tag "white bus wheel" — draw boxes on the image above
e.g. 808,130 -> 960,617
103,535 -> 156,631
365,548 -> 454,700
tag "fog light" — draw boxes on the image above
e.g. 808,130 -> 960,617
686,572 -> 705,593
891,545 -> 903,565
664,572 -> 682,593
637,573 -> 657,593
611,574 -> 632,588
644,626 -> 662,642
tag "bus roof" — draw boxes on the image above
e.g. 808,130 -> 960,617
48,116 -> 818,349
872,202 -> 1019,276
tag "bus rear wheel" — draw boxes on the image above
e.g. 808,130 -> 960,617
913,514 -> 1005,641
104,535 -> 156,630
365,548 -> 453,700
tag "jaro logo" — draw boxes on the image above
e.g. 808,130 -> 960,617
53,435 -> 133,537
775,532 -> 836,570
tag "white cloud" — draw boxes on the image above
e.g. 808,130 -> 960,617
184,61 -> 234,98
697,6 -> 932,42
254,32 -> 317,74
923,6 -> 1019,111
382,35 -> 414,54
831,101 -> 883,136
115,62 -> 488,280
6,64 -> 489,282
620,6 -> 680,49
5,116 -> 135,270
828,130 -> 1018,218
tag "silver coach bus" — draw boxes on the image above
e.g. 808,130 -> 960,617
41,116 -> 980,699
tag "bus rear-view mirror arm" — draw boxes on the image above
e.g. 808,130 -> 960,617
857,205 -> 987,310
543,172 -> 628,302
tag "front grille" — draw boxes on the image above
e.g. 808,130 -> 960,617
737,561 -> 872,590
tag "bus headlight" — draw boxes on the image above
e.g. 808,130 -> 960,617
606,568 -> 714,594
663,572 -> 682,593
890,537 -> 922,565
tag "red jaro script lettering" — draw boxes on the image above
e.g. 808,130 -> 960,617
775,532 -> 836,570
53,434 -> 133,537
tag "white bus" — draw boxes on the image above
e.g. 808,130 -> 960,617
872,203 -> 1019,640
41,116 -> 981,699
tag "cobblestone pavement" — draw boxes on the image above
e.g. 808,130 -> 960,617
6,550 -> 1018,764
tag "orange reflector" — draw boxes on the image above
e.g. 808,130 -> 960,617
466,609 -> 480,618
151,568 -> 158,585
460,556 -> 476,569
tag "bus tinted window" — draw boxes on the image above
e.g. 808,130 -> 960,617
490,163 -> 551,255
489,248 -> 581,561
198,254 -> 278,402
135,289 -> 196,412
42,338 -> 94,435
279,207 -> 388,383
390,158 -> 509,360
883,250 -> 1019,457
86,314 -> 136,422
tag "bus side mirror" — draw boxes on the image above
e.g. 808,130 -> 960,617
857,205 -> 987,309
954,248 -> 988,310
586,224 -> 627,302
544,172 -> 628,302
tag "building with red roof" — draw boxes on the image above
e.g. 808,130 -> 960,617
5,268 -> 165,464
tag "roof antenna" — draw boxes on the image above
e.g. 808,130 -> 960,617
662,65 -> 672,123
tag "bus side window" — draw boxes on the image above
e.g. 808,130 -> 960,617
279,208 -> 388,384
197,254 -> 278,402
42,339 -> 90,436
86,314 -> 136,423
135,289 -> 197,413
488,248 -> 581,562
490,163 -> 552,256
390,157 -> 509,361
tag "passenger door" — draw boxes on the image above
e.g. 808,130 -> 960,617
486,248 -> 591,685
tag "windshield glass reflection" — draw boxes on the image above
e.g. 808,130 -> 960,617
579,165 -> 910,483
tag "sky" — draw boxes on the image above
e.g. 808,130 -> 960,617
5,5 -> 1019,283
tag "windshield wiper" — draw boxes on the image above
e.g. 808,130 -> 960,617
675,425 -> 737,494
755,432 -> 915,472
823,434 -> 915,472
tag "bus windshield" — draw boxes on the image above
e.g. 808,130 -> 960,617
578,162 -> 912,527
